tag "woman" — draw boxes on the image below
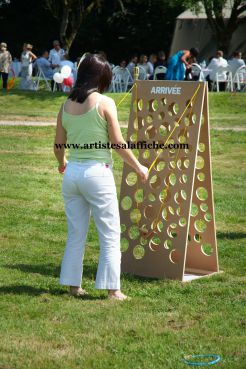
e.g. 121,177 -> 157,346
54,54 -> 148,300
165,48 -> 199,81
0,42 -> 12,89
19,43 -> 37,90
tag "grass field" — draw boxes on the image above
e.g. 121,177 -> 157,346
0,88 -> 246,129
0,95 -> 246,369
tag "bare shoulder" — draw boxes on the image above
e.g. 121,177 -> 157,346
100,95 -> 116,108
99,95 -> 117,120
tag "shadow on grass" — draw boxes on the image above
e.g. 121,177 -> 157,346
4,262 -> 161,284
0,285 -> 62,296
217,231 -> 246,239
121,273 -> 160,283
4,263 -> 97,279
0,285 -> 107,300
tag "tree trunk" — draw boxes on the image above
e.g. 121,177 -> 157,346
203,0 -> 246,56
61,29 -> 80,52
44,0 -> 101,53
215,29 -> 233,54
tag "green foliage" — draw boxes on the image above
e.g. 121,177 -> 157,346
0,0 -> 184,61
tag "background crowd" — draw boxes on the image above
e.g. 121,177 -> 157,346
0,39 -> 245,92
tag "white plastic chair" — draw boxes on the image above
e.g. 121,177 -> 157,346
111,66 -> 131,92
34,65 -> 52,92
213,66 -> 233,92
191,63 -> 205,81
233,65 -> 246,91
153,66 -> 167,80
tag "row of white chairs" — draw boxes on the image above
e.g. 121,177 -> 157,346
190,64 -> 246,92
33,63 -> 245,94
110,65 -> 168,93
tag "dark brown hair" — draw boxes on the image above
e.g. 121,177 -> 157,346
190,48 -> 199,58
69,53 -> 112,103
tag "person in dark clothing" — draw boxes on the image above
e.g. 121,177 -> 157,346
154,50 -> 167,79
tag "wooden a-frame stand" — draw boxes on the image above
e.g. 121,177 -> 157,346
119,81 -> 219,282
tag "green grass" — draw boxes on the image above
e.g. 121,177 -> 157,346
0,122 -> 245,368
0,88 -> 245,127
0,89 -> 130,123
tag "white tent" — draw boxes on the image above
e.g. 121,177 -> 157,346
170,1 -> 246,61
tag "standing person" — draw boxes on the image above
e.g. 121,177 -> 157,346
54,54 -> 148,300
49,40 -> 65,70
19,43 -> 37,90
0,42 -> 12,90
165,48 -> 199,81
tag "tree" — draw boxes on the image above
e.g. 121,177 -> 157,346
171,0 -> 246,54
43,0 -> 104,51
43,0 -> 130,52
202,0 -> 246,54
0,0 -> 184,61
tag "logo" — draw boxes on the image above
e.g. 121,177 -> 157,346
150,86 -> 182,95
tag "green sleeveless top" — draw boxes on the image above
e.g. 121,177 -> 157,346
62,97 -> 113,165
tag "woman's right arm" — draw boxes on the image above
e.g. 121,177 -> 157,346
102,97 -> 149,183
181,50 -> 190,67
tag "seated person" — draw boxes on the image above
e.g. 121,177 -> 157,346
228,51 -> 245,77
147,54 -> 157,79
154,50 -> 167,68
60,53 -> 76,84
206,50 -> 228,91
119,60 -> 127,68
60,53 -> 75,71
154,51 -> 167,80
34,50 -> 54,79
137,54 -> 152,78
126,54 -> 138,77
185,56 -> 198,81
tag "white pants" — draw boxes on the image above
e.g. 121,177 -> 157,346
60,160 -> 121,290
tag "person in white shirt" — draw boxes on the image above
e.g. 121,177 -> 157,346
206,50 -> 228,91
49,40 -> 65,69
228,51 -> 245,77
